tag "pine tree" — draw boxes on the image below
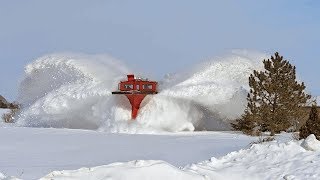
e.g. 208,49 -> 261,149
299,104 -> 320,140
231,108 -> 257,135
233,52 -> 310,135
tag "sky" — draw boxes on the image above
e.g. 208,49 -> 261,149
0,0 -> 319,101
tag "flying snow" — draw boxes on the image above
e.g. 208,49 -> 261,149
15,50 -> 267,133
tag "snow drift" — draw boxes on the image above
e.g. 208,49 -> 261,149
40,160 -> 204,180
301,134 -> 320,151
39,134 -> 320,180
15,50 -> 266,132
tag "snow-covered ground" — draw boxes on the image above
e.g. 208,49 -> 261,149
0,127 -> 255,179
1,127 -> 320,180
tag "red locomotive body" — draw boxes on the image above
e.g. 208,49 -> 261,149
112,74 -> 158,119
113,74 -> 158,94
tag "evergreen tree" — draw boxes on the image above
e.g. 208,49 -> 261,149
299,104 -> 320,140
233,52 -> 310,135
231,108 -> 256,135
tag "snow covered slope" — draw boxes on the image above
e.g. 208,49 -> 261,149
14,50 -> 266,132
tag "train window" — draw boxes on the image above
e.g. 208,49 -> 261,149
143,84 -> 153,90
124,84 -> 133,89
136,85 -> 140,90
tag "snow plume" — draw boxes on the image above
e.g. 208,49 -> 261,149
16,53 -> 129,130
15,51 -> 267,133
159,50 -> 266,130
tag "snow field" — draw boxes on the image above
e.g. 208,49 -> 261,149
1,127 -> 320,180
0,127 -> 255,179
41,134 -> 320,180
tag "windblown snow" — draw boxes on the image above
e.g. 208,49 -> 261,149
14,50 -> 266,132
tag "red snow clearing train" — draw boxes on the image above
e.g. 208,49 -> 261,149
112,74 -> 158,119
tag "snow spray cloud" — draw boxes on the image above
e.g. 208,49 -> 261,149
15,51 -> 266,133
158,50 -> 266,130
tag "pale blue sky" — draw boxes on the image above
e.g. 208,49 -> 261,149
0,0 -> 319,100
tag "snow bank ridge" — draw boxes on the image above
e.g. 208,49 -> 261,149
40,160 -> 204,180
